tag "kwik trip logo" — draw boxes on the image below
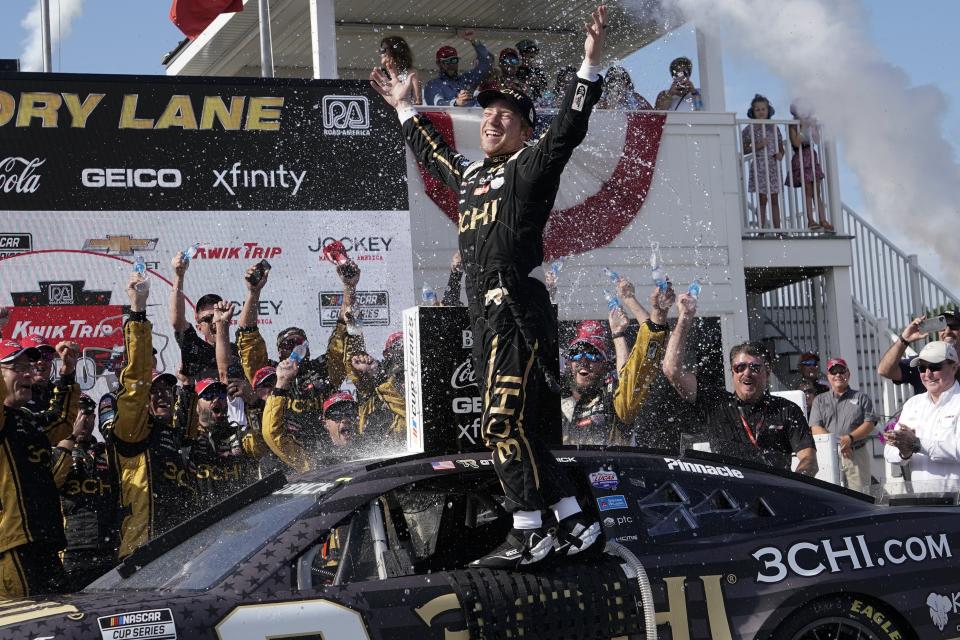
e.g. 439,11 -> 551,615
213,162 -> 306,196
322,95 -> 371,136
0,157 -> 44,194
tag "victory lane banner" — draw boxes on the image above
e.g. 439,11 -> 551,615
0,72 -> 406,211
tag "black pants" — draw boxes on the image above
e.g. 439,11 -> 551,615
0,543 -> 66,598
472,273 -> 571,513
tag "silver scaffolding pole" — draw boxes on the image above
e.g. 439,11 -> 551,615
258,0 -> 275,78
40,0 -> 53,72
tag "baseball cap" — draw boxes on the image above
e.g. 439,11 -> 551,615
516,39 -> 539,54
252,366 -> 277,389
436,45 -> 458,62
383,331 -> 403,356
477,86 -> 537,128
575,320 -> 608,340
0,341 -> 41,364
910,341 -> 960,367
323,391 -> 357,414
20,334 -> 55,353
826,357 -> 848,371
944,309 -> 960,326
195,377 -> 227,396
798,351 -> 819,363
151,370 -> 178,387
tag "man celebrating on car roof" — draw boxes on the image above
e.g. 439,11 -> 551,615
371,6 -> 609,568
663,292 -> 818,475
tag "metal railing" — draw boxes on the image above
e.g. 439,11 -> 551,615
842,203 -> 958,332
852,300 -> 914,420
760,276 -> 830,358
736,118 -> 841,235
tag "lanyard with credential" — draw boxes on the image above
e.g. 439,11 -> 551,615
737,406 -> 761,448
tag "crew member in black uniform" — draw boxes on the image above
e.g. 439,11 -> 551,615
0,338 -> 80,597
371,5 -> 610,568
60,394 -> 120,591
113,273 -> 198,559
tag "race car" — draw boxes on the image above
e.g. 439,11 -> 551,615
1,446 -> 958,640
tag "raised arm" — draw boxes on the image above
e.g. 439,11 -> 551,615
212,301 -> 237,383
37,340 -> 82,444
877,316 -> 925,383
169,251 -> 190,334
614,286 -> 673,424
114,273 -> 154,445
262,359 -> 312,472
616,275 -> 650,324
662,292 -> 699,402
236,263 -> 270,383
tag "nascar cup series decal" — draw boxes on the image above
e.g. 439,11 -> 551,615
753,533 -> 951,583
98,608 -> 176,640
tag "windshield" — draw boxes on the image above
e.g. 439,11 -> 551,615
87,493 -> 316,591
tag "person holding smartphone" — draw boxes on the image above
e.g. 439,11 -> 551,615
877,310 -> 960,395
654,56 -> 702,111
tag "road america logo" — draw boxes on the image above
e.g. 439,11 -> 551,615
0,157 -> 44,193
322,95 -> 371,136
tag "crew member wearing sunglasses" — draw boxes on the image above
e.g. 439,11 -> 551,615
878,309 -> 960,395
423,30 -> 492,107
663,292 -> 817,475
884,341 -> 960,485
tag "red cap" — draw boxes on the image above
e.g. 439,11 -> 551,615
20,333 -> 55,353
252,366 -> 277,389
575,320 -> 608,340
0,340 -> 41,364
826,357 -> 848,371
567,336 -> 610,361
151,370 -> 178,386
195,377 -> 226,396
323,391 -> 356,413
383,331 -> 403,355
436,45 -> 458,62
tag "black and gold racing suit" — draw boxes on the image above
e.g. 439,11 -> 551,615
111,314 -> 197,559
236,322 -> 352,454
60,440 -> 120,590
401,72 -> 603,512
0,372 -> 77,597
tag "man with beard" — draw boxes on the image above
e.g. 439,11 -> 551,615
371,5 -> 609,568
113,273 -> 198,558
59,394 -> 120,591
663,293 -> 818,474
0,337 -> 79,597
423,31 -> 492,107
183,378 -> 263,504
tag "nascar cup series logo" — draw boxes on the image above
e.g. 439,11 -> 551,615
322,95 -> 371,136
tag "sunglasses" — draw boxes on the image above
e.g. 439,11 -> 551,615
502,57 -> 520,66
326,412 -> 358,422
199,389 -> 227,401
439,56 -> 459,64
917,362 -> 946,373
828,367 -> 848,375
733,362 -> 765,374
569,351 -> 603,362
799,359 -> 819,366
280,337 -> 306,349
1,362 -> 35,374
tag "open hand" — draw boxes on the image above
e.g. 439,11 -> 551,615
583,5 -> 607,66
370,60 -> 418,109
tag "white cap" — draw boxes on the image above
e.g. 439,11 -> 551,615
910,341 -> 959,367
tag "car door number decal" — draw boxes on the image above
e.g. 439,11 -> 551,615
215,599 -> 370,640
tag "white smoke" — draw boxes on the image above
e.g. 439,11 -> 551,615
629,0 -> 960,282
20,0 -> 87,72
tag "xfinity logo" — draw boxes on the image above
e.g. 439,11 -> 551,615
664,457 -> 744,479
0,157 -> 44,193
213,162 -> 306,196
322,95 -> 371,136
81,168 -> 181,188
450,358 -> 477,390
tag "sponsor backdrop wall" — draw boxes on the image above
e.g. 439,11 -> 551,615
0,73 -> 413,400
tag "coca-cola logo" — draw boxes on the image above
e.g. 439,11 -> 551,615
451,358 -> 477,390
0,157 -> 44,194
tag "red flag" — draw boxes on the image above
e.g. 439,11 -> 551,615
170,0 -> 244,40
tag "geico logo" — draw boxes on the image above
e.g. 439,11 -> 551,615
664,457 -> 744,479
81,168 -> 181,188
65,478 -> 112,495
288,397 -> 323,413
195,463 -> 241,481
452,396 -> 482,414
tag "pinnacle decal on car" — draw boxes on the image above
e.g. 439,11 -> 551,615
753,533 -> 952,584
663,457 -> 745,479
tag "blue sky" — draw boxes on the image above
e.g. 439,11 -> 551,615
0,0 -> 956,284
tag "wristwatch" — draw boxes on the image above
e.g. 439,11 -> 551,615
911,438 -> 922,454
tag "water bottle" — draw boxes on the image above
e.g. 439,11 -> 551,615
183,243 -> 201,261
688,278 -> 702,299
692,90 -> 703,111
289,341 -> 309,364
650,251 -> 669,292
421,284 -> 438,306
344,311 -> 363,337
549,257 -> 566,277
602,267 -> 620,285
133,256 -> 149,292
603,289 -> 622,313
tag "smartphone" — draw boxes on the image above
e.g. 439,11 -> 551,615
919,315 -> 947,334
246,259 -> 272,286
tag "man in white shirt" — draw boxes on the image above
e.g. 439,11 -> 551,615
884,341 -> 960,488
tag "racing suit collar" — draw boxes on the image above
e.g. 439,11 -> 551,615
483,153 -> 512,166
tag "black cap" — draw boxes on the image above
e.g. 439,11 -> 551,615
477,86 -> 537,128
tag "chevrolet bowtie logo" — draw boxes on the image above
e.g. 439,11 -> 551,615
82,235 -> 158,256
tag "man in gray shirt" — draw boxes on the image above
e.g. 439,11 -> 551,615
809,357 -> 877,493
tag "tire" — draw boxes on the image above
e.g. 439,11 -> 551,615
771,594 -> 915,640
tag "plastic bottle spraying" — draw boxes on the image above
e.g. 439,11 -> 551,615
183,243 -> 201,261
602,267 -> 620,285
344,308 -> 363,337
421,284 -> 438,306
133,256 -> 149,292
688,278 -> 703,299
603,289 -> 622,313
549,257 -> 566,277
650,251 -> 669,292
289,341 -> 309,364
